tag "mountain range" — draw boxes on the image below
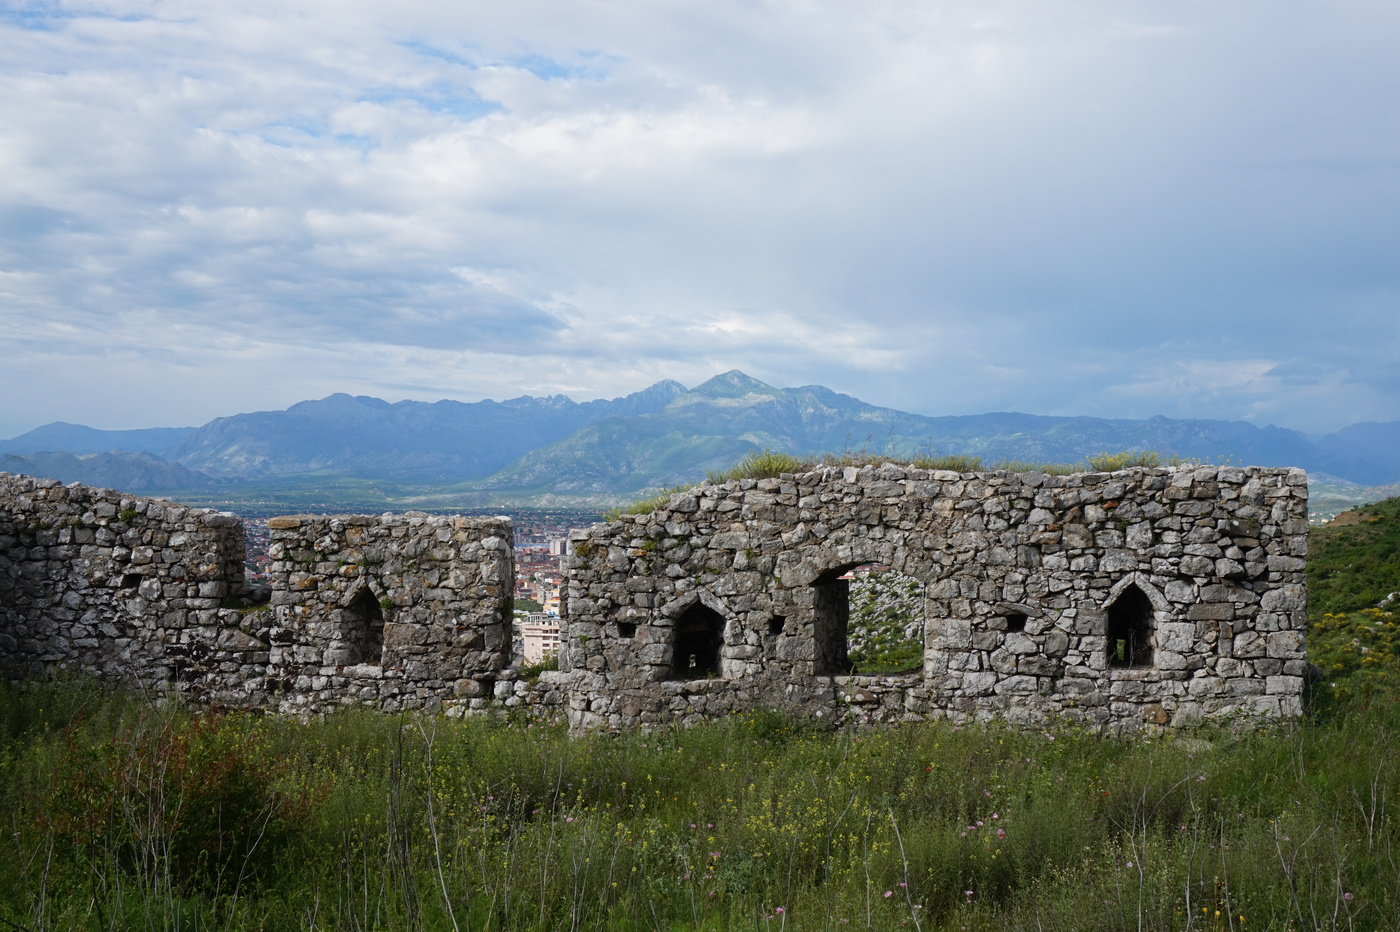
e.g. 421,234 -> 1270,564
3,371 -> 1399,510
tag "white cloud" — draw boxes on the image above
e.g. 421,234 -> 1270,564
1,0 -> 1398,438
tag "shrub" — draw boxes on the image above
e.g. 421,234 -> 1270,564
517,652 -> 559,680
910,453 -> 984,472
34,708 -> 323,897
1085,450 -> 1163,471
706,449 -> 807,483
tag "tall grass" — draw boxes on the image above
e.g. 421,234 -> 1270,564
2,680 -> 1398,930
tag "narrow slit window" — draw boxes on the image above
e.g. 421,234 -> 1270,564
1106,584 -> 1154,668
344,586 -> 386,665
671,605 -> 723,679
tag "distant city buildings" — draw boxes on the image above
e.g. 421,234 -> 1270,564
518,614 -> 560,664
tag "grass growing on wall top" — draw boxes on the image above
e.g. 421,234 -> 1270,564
607,449 -> 1192,519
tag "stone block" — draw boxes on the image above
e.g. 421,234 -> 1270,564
1266,630 -> 1305,659
1187,602 -> 1234,621
1266,675 -> 1303,696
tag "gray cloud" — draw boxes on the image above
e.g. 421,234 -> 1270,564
1,0 -> 1397,437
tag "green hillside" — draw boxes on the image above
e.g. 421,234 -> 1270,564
1307,495 -> 1400,703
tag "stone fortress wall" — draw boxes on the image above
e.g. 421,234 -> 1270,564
0,473 -> 246,690
0,474 -> 562,715
561,463 -> 1311,731
0,463 -> 1310,731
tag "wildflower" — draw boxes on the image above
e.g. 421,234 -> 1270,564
899,883 -> 907,888
983,790 -> 992,797
1344,892 -> 1355,902
996,828 -> 1006,839
884,890 -> 894,898
775,907 -> 785,914
1126,861 -> 1133,868
991,812 -> 999,819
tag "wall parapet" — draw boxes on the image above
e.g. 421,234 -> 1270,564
261,512 -> 514,712
0,472 -> 245,688
2,463 -> 1311,732
560,463 -> 1310,731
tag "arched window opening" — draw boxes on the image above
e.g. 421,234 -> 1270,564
814,564 -> 925,675
344,586 -> 386,665
1106,584 -> 1154,668
671,604 -> 724,679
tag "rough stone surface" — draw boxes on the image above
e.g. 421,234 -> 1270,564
0,474 -> 562,716
2,463 -> 1310,732
258,512 -> 517,712
559,464 -> 1310,732
0,473 -> 247,692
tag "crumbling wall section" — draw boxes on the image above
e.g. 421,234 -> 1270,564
262,513 -> 516,712
2,465 -> 1310,733
0,473 -> 247,691
561,464 -> 1310,731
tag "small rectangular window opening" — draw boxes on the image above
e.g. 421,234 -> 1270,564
1005,613 -> 1027,633
618,622 -> 637,639
768,615 -> 786,636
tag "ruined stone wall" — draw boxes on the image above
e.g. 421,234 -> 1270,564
0,475 -> 566,717
3,465 -> 1311,732
260,513 -> 517,712
0,473 -> 246,689
560,464 -> 1310,731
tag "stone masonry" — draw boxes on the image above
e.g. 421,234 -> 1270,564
2,463 -> 1310,732
0,474 -> 561,715
560,463 -> 1310,731
261,513 -> 518,712
0,473 -> 246,689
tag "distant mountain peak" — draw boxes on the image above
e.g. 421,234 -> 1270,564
688,370 -> 778,398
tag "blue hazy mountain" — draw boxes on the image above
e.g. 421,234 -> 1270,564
474,370 -> 1400,493
2,371 -> 1397,498
0,451 -> 213,492
0,422 -> 196,456
161,381 -> 688,479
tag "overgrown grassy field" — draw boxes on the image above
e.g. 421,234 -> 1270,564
3,497 -> 1400,931
3,686 -> 1397,931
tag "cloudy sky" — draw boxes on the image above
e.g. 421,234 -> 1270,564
2,0 -> 1398,439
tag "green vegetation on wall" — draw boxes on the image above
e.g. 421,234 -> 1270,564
608,449 -> 1187,520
